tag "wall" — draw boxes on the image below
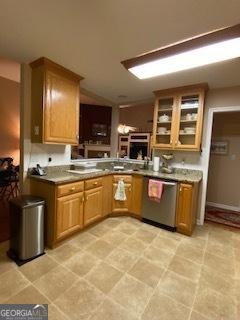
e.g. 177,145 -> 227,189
206,112 -> 240,209
0,57 -> 20,83
119,103 -> 154,132
0,76 -> 20,164
154,85 -> 240,223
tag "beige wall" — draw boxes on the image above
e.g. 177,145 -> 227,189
207,112 -> 240,208
0,57 -> 20,83
119,103 -> 154,132
153,85 -> 240,223
0,76 -> 20,164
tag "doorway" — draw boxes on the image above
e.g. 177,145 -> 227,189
0,57 -> 20,242
205,111 -> 240,228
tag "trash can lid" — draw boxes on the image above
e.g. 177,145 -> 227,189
9,195 -> 45,208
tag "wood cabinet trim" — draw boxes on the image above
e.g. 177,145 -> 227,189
57,181 -> 84,198
84,186 -> 103,226
85,177 -> 103,190
113,175 -> 132,184
176,182 -> 197,236
31,57 -> 81,145
30,57 -> 84,82
56,191 -> 84,241
154,84 -> 208,97
152,84 -> 206,151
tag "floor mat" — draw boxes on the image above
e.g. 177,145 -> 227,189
205,206 -> 240,228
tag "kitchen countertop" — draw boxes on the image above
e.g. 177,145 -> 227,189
29,167 -> 203,185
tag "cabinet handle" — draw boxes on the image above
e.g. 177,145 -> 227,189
129,188 -> 132,192
93,182 -> 98,185
86,196 -> 89,201
179,186 -> 182,192
170,139 -> 173,145
76,134 -> 79,139
70,187 -> 76,191
82,197 -> 85,203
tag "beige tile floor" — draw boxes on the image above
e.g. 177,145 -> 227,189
0,216 -> 239,320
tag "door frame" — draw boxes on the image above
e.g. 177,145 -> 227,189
200,105 -> 240,224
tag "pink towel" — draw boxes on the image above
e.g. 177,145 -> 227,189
148,179 -> 164,202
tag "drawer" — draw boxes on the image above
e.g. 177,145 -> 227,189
113,175 -> 132,184
85,177 -> 103,190
57,181 -> 84,197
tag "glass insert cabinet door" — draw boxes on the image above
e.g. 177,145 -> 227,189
174,92 -> 204,150
153,97 -> 177,148
152,84 -> 207,151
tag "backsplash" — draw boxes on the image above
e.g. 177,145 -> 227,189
28,143 -> 71,168
153,149 -> 205,170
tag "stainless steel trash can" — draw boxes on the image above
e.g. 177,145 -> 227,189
9,195 -> 45,261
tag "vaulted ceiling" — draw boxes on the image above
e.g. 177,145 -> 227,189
0,0 -> 240,103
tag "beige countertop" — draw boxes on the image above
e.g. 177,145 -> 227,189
29,167 -> 203,185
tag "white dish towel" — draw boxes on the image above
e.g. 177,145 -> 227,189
114,179 -> 126,201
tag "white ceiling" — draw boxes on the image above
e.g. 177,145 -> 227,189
0,0 -> 240,103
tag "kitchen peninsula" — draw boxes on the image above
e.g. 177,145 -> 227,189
30,160 -> 202,248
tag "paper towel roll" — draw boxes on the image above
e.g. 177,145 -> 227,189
153,157 -> 160,172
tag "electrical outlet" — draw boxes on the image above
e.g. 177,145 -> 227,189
34,126 -> 39,135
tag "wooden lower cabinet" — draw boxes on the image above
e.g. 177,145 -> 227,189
131,175 -> 143,216
112,183 -> 132,213
102,175 -> 113,217
31,173 -> 201,247
56,192 -> 84,240
176,183 -> 198,236
84,186 -> 103,226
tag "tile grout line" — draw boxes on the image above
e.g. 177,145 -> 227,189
1,268 -> 32,304
187,229 -> 213,320
139,233 -> 185,318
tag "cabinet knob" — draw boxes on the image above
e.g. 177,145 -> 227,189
93,182 -> 98,185
70,187 -> 76,191
76,134 -> 79,139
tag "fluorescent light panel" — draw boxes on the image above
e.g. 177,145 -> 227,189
128,37 -> 240,79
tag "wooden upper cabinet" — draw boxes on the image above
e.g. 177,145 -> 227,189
30,57 -> 83,145
152,83 -> 208,151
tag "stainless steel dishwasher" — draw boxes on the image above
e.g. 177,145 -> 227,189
141,177 -> 177,231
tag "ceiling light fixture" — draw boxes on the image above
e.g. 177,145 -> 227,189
117,124 -> 137,134
121,24 -> 240,79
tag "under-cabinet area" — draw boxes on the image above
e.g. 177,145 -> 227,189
30,172 -> 199,248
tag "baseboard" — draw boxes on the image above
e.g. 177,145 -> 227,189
197,219 -> 202,225
206,201 -> 240,212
